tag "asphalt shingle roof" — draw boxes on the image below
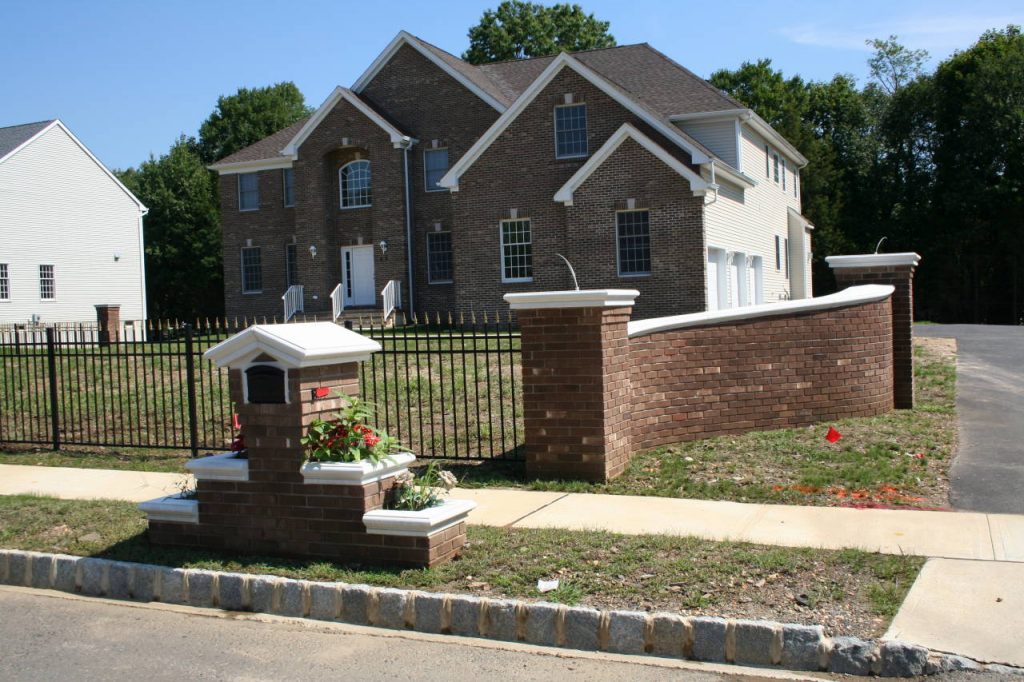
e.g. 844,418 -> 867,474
214,38 -> 745,166
0,120 -> 54,160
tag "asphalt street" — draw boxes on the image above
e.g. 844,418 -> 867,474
0,587 -> 800,682
915,324 -> 1024,513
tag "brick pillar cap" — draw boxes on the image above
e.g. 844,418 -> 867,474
504,289 -> 639,310
94,304 -> 121,310
826,253 -> 921,269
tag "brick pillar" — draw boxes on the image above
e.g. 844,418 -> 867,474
826,253 -> 920,409
95,305 -> 121,346
506,290 -> 638,482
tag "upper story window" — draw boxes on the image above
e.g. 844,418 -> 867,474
283,168 -> 295,207
427,232 -> 453,283
554,104 -> 588,159
794,171 -> 799,198
616,210 -> 651,276
781,158 -> 787,191
340,160 -> 371,208
238,172 -> 259,211
765,144 -> 770,178
772,153 -> 780,183
39,264 -> 55,300
775,236 -> 782,271
285,243 -> 298,287
241,246 -> 262,293
500,219 -> 533,282
0,264 -> 9,300
424,148 -> 449,192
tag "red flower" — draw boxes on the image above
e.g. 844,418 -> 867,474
363,433 -> 380,447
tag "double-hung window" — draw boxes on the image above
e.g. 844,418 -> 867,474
340,160 -> 371,208
283,168 -> 295,207
781,158 -> 787,191
0,264 -> 9,300
773,153 -> 780,183
238,173 -> 259,211
616,210 -> 651,276
427,232 -> 453,283
500,219 -> 533,282
554,104 -> 588,159
424,148 -> 449,192
39,265 -> 55,300
285,244 -> 298,287
241,247 -> 262,293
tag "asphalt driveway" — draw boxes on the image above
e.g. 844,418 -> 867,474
915,324 -> 1024,513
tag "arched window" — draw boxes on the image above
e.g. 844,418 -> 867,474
339,160 -> 371,208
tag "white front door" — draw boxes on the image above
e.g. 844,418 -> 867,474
341,246 -> 376,307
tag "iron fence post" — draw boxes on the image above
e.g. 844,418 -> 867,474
45,326 -> 60,451
184,324 -> 200,458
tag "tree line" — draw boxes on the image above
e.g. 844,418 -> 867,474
118,2 -> 1024,324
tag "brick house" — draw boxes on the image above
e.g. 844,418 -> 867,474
210,31 -> 812,321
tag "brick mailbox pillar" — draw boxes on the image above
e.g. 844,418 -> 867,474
139,322 -> 473,568
94,304 -> 121,346
826,253 -> 921,409
506,290 -> 639,482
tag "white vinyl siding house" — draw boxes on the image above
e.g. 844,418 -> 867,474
701,124 -> 810,307
0,120 -> 147,325
677,118 -> 739,169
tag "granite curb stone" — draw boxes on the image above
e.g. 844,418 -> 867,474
0,549 -> 1013,677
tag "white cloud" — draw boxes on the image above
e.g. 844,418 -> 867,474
781,14 -> 1024,54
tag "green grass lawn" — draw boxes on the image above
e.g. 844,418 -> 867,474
446,338 -> 957,508
0,494 -> 922,638
0,445 -> 189,473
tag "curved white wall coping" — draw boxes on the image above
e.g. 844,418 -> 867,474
826,253 -> 920,268
363,498 -> 477,537
628,284 -> 895,338
185,451 -> 249,482
504,289 -> 639,310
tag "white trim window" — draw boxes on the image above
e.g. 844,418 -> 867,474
500,219 -> 533,282
775,235 -> 783,271
285,243 -> 298,287
554,104 -> 588,159
616,210 -> 651,276
283,168 -> 295,207
339,160 -> 371,208
241,246 -> 262,293
765,144 -> 770,178
39,264 -> 55,300
427,232 -> 453,283
238,172 -> 259,211
773,153 -> 780,184
781,158 -> 787,191
423,148 -> 449,192
0,263 -> 9,300
794,170 -> 799,198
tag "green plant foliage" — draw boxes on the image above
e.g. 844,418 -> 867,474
388,462 -> 459,511
197,82 -> 312,165
300,396 -> 399,463
463,1 -> 615,64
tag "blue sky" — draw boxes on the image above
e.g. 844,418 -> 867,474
2,0 -> 1021,170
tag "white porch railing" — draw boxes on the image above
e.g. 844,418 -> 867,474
381,279 -> 402,320
330,283 -> 344,321
281,284 -> 304,321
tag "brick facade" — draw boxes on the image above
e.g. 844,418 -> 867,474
512,289 -> 895,481
217,46 -> 718,321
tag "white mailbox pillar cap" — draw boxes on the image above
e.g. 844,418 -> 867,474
203,322 -> 381,369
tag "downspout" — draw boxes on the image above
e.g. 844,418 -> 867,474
400,137 -> 415,313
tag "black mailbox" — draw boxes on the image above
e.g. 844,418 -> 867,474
245,365 -> 286,404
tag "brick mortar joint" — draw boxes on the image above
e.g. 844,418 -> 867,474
0,549 -> 1003,677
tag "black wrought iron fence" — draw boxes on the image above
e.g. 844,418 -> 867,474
0,314 -> 523,461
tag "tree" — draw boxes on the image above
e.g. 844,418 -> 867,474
118,137 -> 223,320
463,1 -> 615,64
865,35 -> 930,96
197,82 -> 311,165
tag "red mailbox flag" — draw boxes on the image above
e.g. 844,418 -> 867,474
232,413 -> 241,431
825,426 -> 842,443
314,387 -> 330,399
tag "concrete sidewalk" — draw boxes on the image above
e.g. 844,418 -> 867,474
2,463 -> 1021,562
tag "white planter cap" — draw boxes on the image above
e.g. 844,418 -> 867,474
300,452 -> 416,486
204,321 -> 382,369
504,289 -> 639,310
138,494 -> 199,524
826,253 -> 921,268
363,498 -> 477,537
185,451 -> 249,482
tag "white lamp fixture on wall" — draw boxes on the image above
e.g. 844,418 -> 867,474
309,245 -> 317,259
379,239 -> 388,255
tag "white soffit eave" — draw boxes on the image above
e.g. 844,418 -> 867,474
553,123 -> 709,204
